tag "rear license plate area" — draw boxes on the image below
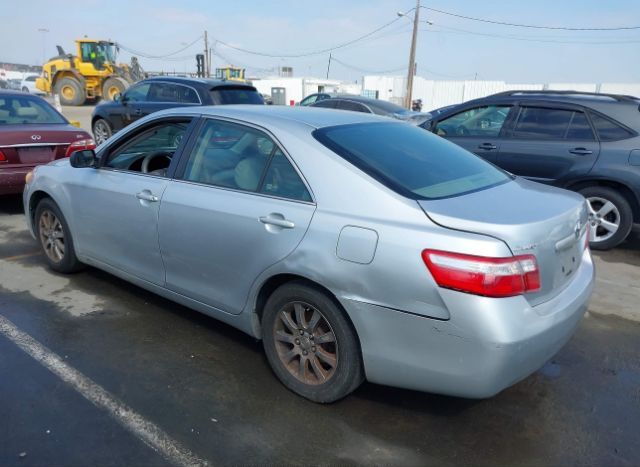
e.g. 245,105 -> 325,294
18,147 -> 55,164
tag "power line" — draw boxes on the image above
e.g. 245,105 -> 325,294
422,23 -> 640,44
117,36 -> 203,59
213,13 -> 412,58
421,6 -> 640,31
331,56 -> 405,74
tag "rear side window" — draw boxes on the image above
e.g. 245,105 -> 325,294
209,87 -> 264,105
513,107 -> 573,139
337,101 -> 370,113
314,122 -> 510,200
312,100 -> 337,109
590,113 -> 634,141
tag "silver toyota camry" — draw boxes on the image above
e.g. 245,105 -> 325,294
24,106 -> 594,403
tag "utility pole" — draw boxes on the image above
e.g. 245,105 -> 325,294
204,30 -> 209,77
404,0 -> 420,109
326,53 -> 332,79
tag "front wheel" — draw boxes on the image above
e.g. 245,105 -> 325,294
579,186 -> 633,250
35,198 -> 83,273
22,86 -> 29,93
262,282 -> 364,403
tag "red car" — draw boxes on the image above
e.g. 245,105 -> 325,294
0,91 -> 95,195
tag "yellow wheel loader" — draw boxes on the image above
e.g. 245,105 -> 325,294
36,39 -> 145,106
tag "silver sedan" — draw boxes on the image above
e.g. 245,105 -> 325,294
24,106 -> 594,403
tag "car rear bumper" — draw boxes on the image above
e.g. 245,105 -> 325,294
343,249 -> 594,398
0,167 -> 30,195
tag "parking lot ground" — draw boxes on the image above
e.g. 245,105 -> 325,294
1,194 -> 639,466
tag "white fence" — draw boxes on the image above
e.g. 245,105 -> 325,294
362,75 -> 640,110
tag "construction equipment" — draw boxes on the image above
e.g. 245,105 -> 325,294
214,66 -> 246,81
36,39 -> 145,106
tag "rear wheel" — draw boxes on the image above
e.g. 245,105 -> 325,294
21,86 -> 29,93
262,282 -> 364,403
54,77 -> 85,106
102,77 -> 127,101
92,118 -> 112,145
35,198 -> 83,273
579,186 -> 633,250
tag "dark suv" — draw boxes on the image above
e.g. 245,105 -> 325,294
427,90 -> 640,250
91,76 -> 264,144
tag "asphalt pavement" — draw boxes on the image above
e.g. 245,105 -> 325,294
0,194 -> 639,466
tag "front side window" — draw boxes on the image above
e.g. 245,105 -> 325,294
435,105 -> 512,137
0,96 -> 66,125
104,120 -> 191,176
124,83 -> 150,102
300,95 -> 318,106
312,99 -> 337,109
314,122 -> 510,200
182,119 -> 311,201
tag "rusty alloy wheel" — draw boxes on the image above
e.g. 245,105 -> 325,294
273,301 -> 338,385
38,209 -> 65,263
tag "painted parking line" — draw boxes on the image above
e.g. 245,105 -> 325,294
0,251 -> 41,262
0,314 -> 209,467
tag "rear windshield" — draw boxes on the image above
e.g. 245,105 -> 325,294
313,122 -> 511,200
0,95 -> 67,125
209,87 -> 264,105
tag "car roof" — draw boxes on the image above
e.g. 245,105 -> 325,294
149,104 -> 393,130
312,94 -> 408,114
143,76 -> 256,89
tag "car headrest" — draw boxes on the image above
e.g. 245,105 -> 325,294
234,157 -> 264,191
16,107 -> 38,117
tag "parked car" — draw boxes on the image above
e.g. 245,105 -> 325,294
426,90 -> 640,250
298,92 -> 347,106
91,76 -> 264,145
21,75 -> 45,95
0,91 -> 94,195
310,94 -> 431,125
7,79 -> 22,91
24,106 -> 594,403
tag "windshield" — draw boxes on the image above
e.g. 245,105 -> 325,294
313,122 -> 511,200
209,87 -> 264,105
97,42 -> 117,62
0,95 -> 67,125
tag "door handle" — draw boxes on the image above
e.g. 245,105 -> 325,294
136,191 -> 159,202
259,215 -> 295,229
478,143 -> 497,150
134,108 -> 142,116
569,148 -> 593,156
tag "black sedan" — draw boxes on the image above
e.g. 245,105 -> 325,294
91,76 -> 264,144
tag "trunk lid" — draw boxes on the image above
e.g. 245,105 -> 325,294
0,124 -> 87,165
418,177 -> 589,306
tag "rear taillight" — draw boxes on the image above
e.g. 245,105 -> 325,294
64,139 -> 96,157
422,249 -> 541,298
0,149 -> 6,162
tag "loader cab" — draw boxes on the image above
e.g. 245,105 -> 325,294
78,40 -> 117,72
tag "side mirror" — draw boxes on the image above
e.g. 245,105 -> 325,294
69,149 -> 97,168
112,92 -> 121,102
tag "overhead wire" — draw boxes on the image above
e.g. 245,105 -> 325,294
421,6 -> 640,31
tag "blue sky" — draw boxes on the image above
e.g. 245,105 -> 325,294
3,0 -> 640,83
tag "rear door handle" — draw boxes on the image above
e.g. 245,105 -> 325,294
259,215 -> 295,229
136,191 -> 159,202
478,143 -> 497,150
569,147 -> 593,155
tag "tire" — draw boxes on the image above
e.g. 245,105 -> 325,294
21,86 -> 29,93
102,77 -> 127,101
579,186 -> 633,250
54,77 -> 85,106
92,118 -> 113,145
262,281 -> 364,403
35,198 -> 83,273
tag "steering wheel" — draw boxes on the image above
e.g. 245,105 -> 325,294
141,151 -> 172,174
